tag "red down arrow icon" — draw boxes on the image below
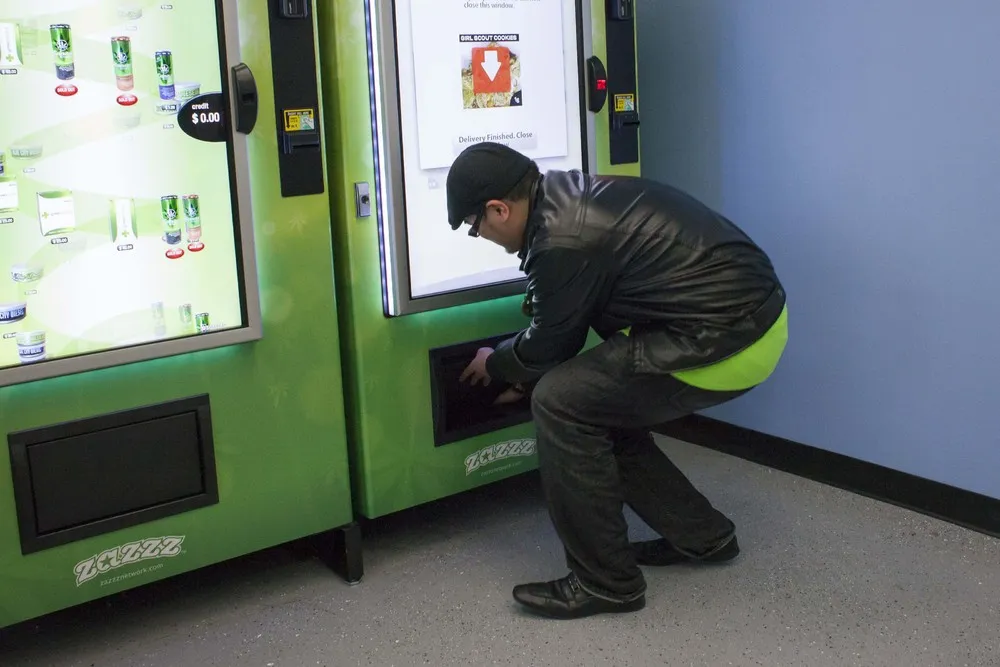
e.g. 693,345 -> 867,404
472,46 -> 512,94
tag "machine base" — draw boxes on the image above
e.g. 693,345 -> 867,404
318,521 -> 364,584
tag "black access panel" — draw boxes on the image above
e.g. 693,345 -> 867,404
267,0 -> 325,197
605,0 -> 640,165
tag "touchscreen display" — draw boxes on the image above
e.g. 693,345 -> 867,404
0,1 -> 246,371
390,0 -> 585,299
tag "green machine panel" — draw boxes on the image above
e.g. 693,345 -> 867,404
319,0 -> 641,518
0,0 -> 354,629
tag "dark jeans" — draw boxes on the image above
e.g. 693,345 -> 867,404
529,333 -> 749,601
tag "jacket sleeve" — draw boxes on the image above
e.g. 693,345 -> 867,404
486,246 -> 607,384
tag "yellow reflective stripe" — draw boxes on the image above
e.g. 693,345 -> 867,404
672,306 -> 788,391
616,307 -> 789,392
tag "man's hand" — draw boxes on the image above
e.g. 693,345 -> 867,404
459,347 -> 494,386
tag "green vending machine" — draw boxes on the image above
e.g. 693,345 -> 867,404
319,0 -> 641,518
0,0 -> 357,629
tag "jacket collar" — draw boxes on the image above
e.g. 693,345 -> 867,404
517,174 -> 545,271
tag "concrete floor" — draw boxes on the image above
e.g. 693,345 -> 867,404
1,438 -> 997,667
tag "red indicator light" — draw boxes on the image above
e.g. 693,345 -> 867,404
596,79 -> 607,91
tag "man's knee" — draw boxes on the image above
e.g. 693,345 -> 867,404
531,363 -> 589,420
529,371 -> 561,418
529,350 -> 617,422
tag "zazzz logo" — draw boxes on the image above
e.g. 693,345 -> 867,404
73,536 -> 185,587
464,438 -> 537,475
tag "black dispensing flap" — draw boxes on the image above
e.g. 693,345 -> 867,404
428,333 -> 534,447
267,0 -> 324,197
8,394 -> 219,555
231,63 -> 259,134
27,415 -> 204,536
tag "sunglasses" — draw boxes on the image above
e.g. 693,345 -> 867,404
464,206 -> 485,238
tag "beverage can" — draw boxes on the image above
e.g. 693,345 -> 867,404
182,194 -> 201,241
160,195 -> 181,244
195,312 -> 210,333
155,50 -> 175,100
111,37 -> 133,90
49,24 -> 74,80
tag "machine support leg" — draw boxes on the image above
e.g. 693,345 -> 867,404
319,521 -> 364,585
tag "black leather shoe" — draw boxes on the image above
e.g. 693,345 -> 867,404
512,573 -> 645,619
633,534 -> 740,566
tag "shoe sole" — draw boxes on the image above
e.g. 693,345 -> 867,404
634,537 -> 741,567
516,596 -> 646,620
636,552 -> 740,567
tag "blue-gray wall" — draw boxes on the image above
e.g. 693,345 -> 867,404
637,0 -> 1000,499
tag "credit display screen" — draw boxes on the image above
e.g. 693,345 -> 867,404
0,1 -> 254,378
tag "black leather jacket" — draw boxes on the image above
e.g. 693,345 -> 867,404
486,170 -> 786,384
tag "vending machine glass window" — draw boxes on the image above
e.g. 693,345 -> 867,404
367,0 -> 592,316
0,1 -> 261,387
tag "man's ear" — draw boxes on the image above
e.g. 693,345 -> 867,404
484,199 -> 510,219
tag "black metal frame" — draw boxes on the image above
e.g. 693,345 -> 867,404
428,332 -> 533,447
8,394 -> 219,555
365,0 -> 595,316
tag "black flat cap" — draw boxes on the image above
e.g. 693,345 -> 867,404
446,142 -> 535,230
